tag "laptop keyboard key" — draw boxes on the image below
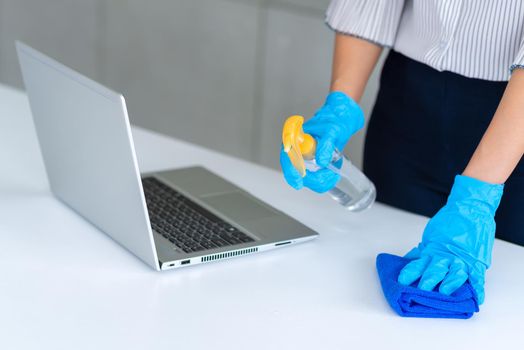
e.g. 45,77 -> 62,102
142,177 -> 255,253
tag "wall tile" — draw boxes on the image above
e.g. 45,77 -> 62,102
102,0 -> 259,160
0,0 -> 100,88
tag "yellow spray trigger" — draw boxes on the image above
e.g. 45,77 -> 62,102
282,115 -> 316,177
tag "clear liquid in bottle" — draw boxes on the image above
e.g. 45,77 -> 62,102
304,150 -> 376,211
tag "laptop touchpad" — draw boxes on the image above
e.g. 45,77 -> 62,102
202,192 -> 278,222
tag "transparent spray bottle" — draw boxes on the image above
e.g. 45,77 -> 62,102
282,115 -> 376,212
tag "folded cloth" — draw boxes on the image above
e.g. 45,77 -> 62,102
376,253 -> 479,319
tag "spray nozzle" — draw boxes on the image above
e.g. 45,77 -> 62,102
282,115 -> 316,177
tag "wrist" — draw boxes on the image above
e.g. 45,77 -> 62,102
449,175 -> 504,214
462,162 -> 507,185
330,80 -> 363,102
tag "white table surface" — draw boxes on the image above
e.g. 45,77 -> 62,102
1,83 -> 523,349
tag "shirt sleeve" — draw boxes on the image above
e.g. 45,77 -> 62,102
510,41 -> 524,74
325,0 -> 406,47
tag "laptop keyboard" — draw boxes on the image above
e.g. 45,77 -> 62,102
142,177 -> 255,253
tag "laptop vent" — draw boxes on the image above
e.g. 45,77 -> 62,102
201,247 -> 259,263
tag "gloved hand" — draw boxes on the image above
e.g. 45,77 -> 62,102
398,175 -> 504,304
280,91 -> 364,193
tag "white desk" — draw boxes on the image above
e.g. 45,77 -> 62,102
1,83 -> 523,349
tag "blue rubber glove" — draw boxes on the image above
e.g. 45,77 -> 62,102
280,91 -> 364,193
398,175 -> 504,304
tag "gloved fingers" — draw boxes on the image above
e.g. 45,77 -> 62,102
469,267 -> 486,305
398,255 -> 431,286
279,147 -> 303,190
302,116 -> 334,137
306,119 -> 350,152
439,259 -> 469,295
316,134 -> 338,167
303,121 -> 339,167
403,246 -> 422,260
303,168 -> 340,193
418,256 -> 451,292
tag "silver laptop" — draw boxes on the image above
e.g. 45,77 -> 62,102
16,41 -> 317,271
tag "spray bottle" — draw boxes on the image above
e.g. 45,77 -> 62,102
282,115 -> 376,212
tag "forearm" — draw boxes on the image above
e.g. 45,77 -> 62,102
330,33 -> 383,103
463,69 -> 524,184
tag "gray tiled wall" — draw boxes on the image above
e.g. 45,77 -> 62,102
0,0 -> 101,87
102,0 -> 259,160
0,0 -> 383,170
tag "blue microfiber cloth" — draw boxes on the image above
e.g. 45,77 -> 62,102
376,253 -> 479,319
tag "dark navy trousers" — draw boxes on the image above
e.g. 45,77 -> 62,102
364,50 -> 524,246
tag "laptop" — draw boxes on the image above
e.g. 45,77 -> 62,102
16,41 -> 317,271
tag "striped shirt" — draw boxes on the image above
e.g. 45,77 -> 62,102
326,0 -> 524,81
